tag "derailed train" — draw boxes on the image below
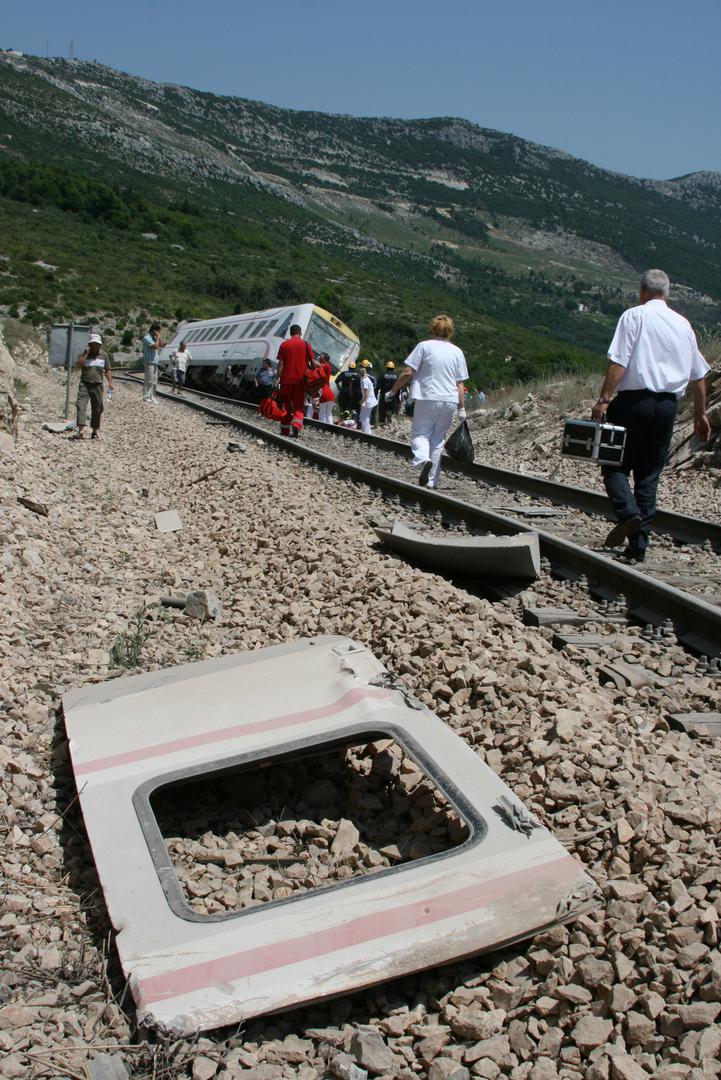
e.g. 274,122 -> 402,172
158,303 -> 359,397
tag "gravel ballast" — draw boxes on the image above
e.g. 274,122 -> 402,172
1,350 -> 720,1079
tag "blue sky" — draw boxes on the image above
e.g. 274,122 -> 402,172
3,0 -> 720,180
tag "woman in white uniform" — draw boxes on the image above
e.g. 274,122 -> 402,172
358,367 -> 378,434
385,314 -> 468,487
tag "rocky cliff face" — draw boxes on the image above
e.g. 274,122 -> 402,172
0,325 -> 17,451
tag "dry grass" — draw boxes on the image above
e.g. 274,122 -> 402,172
1,317 -> 46,358
701,332 -> 721,367
484,372 -> 600,414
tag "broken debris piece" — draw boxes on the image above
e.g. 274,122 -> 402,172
552,632 -> 612,650
668,711 -> 721,737
375,521 -> 540,579
160,594 -> 188,609
189,464 -> 228,486
597,661 -> 657,691
89,1053 -> 131,1080
42,419 -> 75,433
154,509 -> 183,533
62,636 -> 595,1035
17,496 -> 49,517
524,606 -> 626,628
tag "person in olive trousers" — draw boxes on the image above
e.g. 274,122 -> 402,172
72,334 -> 114,440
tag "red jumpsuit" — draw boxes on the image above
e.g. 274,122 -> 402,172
277,336 -> 314,435
319,361 -> 333,403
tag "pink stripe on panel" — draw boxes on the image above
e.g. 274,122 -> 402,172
138,855 -> 583,1005
75,687 -> 393,775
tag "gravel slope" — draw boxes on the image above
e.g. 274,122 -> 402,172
1,354 -> 720,1080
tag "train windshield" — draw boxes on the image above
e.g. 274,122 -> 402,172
307,311 -> 358,372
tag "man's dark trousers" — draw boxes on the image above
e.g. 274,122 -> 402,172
601,389 -> 677,557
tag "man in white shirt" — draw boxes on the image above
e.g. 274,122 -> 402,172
591,269 -> 710,562
142,322 -> 164,403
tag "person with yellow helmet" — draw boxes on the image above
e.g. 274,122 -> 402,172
379,361 -> 398,424
335,361 -> 357,415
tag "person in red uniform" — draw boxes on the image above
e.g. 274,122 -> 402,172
316,351 -> 335,424
276,324 -> 315,436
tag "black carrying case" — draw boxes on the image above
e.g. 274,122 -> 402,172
561,419 -> 626,465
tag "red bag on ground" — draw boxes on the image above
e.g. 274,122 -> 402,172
259,395 -> 288,422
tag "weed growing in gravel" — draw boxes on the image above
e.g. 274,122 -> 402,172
109,605 -> 155,669
182,639 -> 207,663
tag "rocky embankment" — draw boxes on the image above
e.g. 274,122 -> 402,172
463,372 -> 721,516
1,344 -> 720,1079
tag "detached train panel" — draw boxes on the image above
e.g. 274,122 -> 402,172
158,303 -> 359,398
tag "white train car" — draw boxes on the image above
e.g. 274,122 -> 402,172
158,303 -> 359,397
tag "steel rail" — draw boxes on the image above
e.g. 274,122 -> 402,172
125,377 -> 721,656
145,378 -> 721,548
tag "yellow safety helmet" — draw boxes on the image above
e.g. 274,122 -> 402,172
385,361 -> 395,369
361,358 -> 371,367
349,361 -> 356,369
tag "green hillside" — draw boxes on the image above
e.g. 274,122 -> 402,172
0,158 -> 602,387
1,52 -> 720,387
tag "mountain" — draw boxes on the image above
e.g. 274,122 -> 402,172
1,51 -> 720,384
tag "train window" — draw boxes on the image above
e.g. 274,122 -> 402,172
221,325 -> 235,340
307,312 -> 357,372
208,327 -> 224,341
238,322 -> 254,339
274,312 -> 294,340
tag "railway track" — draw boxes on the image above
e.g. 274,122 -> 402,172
145,379 -> 721,548
118,375 -> 721,660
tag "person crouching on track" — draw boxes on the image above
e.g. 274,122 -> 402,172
317,352 -> 335,424
276,324 -> 315,437
385,314 -> 468,488
359,364 -> 378,433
